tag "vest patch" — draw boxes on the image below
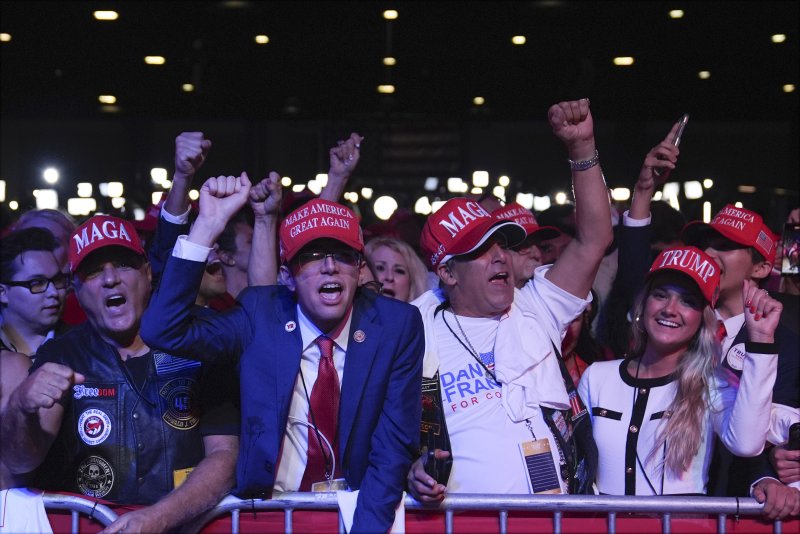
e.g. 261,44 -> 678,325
160,378 -> 199,430
77,455 -> 114,498
77,408 -> 112,446
154,352 -> 201,375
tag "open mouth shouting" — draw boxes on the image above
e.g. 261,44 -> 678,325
489,271 -> 510,285
105,294 -> 128,314
319,282 -> 344,304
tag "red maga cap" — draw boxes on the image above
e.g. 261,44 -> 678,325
420,197 -> 525,268
647,246 -> 720,306
279,199 -> 364,262
682,204 -> 777,265
69,215 -> 146,272
492,202 -> 561,243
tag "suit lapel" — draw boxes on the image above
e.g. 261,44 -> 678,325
339,293 -> 382,455
273,290 -> 303,415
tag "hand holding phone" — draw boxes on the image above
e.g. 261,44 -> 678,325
653,114 -> 689,177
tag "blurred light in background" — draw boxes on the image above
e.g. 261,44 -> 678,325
188,189 -> 199,200
144,56 -> 166,65
516,193 -> 533,210
533,195 -> 551,212
255,35 -> 269,44
77,182 -> 93,197
373,195 -> 398,221
93,10 -> 118,20
472,171 -> 489,187
68,198 -> 96,216
43,167 -> 59,184
424,177 -> 439,191
281,176 -> 292,186
414,196 -> 432,215
34,189 -> 58,209
511,35 -> 526,45
611,187 -> 631,201
361,187 -> 373,199
683,181 -> 703,200
498,175 -> 510,187
555,192 -> 568,205
703,201 -> 712,223
703,178 -> 714,189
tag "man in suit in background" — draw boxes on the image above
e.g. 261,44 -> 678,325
141,172 -> 424,533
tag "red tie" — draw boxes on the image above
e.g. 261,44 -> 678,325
300,336 -> 342,490
716,320 -> 727,344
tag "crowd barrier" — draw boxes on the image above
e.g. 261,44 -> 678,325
42,492 -> 798,534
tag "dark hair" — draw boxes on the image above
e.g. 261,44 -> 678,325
216,209 -> 254,254
0,227 -> 60,280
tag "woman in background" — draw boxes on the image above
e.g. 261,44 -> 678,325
363,236 -> 429,302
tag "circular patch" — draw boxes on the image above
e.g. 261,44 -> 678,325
159,378 -> 199,430
353,330 -> 366,343
285,321 -> 296,332
726,343 -> 747,371
77,408 -> 112,446
76,456 -> 114,498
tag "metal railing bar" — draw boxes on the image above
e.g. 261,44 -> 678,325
662,512 -> 670,534
608,511 -> 616,534
717,513 -> 726,534
498,509 -> 507,534
445,508 -> 453,534
554,510 -> 562,534
42,494 -> 118,527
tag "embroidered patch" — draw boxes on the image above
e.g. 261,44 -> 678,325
726,343 -> 746,371
153,351 -> 201,376
77,408 -> 112,446
159,377 -> 199,430
76,456 -> 114,498
568,390 -> 588,421
73,385 -> 117,399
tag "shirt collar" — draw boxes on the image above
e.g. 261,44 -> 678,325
296,305 -> 354,354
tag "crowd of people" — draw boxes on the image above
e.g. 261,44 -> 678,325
1,98 -> 798,533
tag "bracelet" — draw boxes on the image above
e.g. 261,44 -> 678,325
568,149 -> 599,171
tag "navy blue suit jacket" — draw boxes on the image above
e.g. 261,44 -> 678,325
141,255 -> 424,533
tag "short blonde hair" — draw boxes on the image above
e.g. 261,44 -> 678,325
364,236 -> 429,302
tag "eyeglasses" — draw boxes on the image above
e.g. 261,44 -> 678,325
1,273 -> 71,294
295,250 -> 361,269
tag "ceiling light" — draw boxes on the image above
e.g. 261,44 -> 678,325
255,34 -> 269,44
668,9 -> 684,19
703,178 -> 714,189
737,185 -> 756,193
511,35 -> 526,45
377,84 -> 395,94
447,177 -> 464,193
472,171 -> 489,187
653,191 -> 663,201
281,176 -> 292,186
43,167 -> 59,184
532,196 -> 551,212
98,95 -> 116,104
783,84 -> 795,93
473,96 -> 485,106
424,177 -> 439,191
144,56 -> 166,65
182,83 -> 195,92
383,57 -> 396,66
93,10 -> 119,21
414,196 -> 432,215
698,70 -> 711,79
613,57 -> 634,66
383,10 -> 398,20
611,187 -> 631,201
492,186 -> 505,200
151,168 -> 168,185
555,192 -> 568,205
315,173 -> 328,187
188,189 -> 200,200
498,175 -> 510,187
162,179 -> 172,189
734,202 -> 743,208
373,195 -> 398,221
516,193 -> 534,210
703,201 -> 712,223
111,197 -> 126,209
292,184 -> 306,192
100,105 -> 120,113
306,179 -> 321,195
0,33 -> 11,42
9,200 -> 19,210
471,187 -> 483,195
77,182 -> 93,197
68,198 -> 96,216
107,182 -> 124,198
683,181 -> 703,200
361,187 -> 373,199
35,189 -> 59,210
151,192 -> 162,205
0,180 -> 4,202
771,34 -> 786,43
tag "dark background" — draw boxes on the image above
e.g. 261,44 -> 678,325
2,1 -> 798,229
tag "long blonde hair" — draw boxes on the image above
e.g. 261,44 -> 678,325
629,279 -> 720,476
364,236 -> 429,302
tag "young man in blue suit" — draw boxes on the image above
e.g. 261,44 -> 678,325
141,173 -> 424,533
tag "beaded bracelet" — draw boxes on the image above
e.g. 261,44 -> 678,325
568,149 -> 599,171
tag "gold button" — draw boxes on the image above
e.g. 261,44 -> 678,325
629,425 -> 638,433
639,388 -> 647,395
626,467 -> 633,474
599,409 -> 608,417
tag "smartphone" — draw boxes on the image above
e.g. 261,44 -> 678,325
672,113 -> 690,147
788,422 -> 800,450
781,223 -> 800,275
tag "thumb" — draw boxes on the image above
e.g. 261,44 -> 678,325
73,372 -> 86,385
753,484 -> 766,503
239,171 -> 251,188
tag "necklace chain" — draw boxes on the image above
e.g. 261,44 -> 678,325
443,308 -> 499,382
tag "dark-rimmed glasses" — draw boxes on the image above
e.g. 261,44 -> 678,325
1,273 -> 71,294
295,250 -> 361,269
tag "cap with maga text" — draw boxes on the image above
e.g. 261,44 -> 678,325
647,246 -> 720,306
420,197 -> 526,268
681,204 -> 777,265
279,199 -> 364,262
69,215 -> 146,272
492,202 -> 561,243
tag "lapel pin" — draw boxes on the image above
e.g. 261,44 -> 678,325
353,330 -> 366,343
285,321 -> 296,332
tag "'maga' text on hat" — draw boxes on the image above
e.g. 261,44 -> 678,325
284,202 -> 354,226
289,215 -> 352,238
656,248 -> 717,282
438,201 -> 490,238
73,220 -> 133,254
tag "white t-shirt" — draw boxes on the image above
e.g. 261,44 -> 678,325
435,310 -> 566,494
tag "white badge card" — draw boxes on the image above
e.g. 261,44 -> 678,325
520,439 -> 562,494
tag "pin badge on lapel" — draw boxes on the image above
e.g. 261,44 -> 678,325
353,330 -> 366,343
285,321 -> 296,332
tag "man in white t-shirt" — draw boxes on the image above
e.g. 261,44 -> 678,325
408,98 -> 613,500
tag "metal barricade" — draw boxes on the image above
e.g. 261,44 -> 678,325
197,492 -> 784,534
42,493 -> 119,533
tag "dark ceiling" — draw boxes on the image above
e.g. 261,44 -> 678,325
2,0 -> 798,122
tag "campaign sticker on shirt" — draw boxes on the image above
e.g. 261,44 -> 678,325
76,455 -> 114,498
160,377 -> 199,430
726,343 -> 747,371
77,408 -> 112,446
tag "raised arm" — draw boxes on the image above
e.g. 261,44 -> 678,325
320,132 -> 363,202
247,171 -> 282,286
545,99 -> 613,298
163,132 -> 211,217
629,120 -> 681,220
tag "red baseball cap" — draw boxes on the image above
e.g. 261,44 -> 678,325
420,197 -> 526,268
647,246 -> 720,306
681,204 -> 777,265
279,199 -> 364,262
69,215 -> 146,272
492,202 -> 561,243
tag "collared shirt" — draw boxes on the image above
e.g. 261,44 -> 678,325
715,310 -> 745,355
273,305 -> 353,492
